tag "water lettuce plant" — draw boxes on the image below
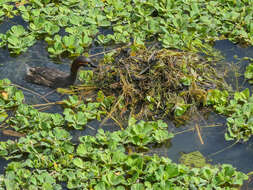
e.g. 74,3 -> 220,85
0,0 -> 252,56
0,120 -> 247,190
206,89 -> 229,114
0,1 -> 18,22
0,78 -> 111,132
0,79 -> 24,123
0,25 -> 36,54
225,89 -> 253,141
0,79 -> 24,110
245,62 -> 253,84
7,95 -> 111,132
207,88 -> 253,141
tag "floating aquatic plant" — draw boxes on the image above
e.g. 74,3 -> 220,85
0,77 -> 249,189
245,62 -> 253,84
207,88 -> 253,141
0,115 -> 247,189
0,0 -> 252,56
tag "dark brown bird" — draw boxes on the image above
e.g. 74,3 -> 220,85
25,56 -> 96,88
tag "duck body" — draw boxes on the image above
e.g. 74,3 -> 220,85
25,56 -> 96,88
26,67 -> 75,88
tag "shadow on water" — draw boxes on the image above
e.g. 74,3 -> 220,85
1,17 -> 253,188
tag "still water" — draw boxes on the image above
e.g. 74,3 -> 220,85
0,17 -> 253,189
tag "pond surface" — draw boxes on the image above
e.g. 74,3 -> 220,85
1,17 -> 253,189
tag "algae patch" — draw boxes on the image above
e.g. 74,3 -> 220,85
179,151 -> 211,168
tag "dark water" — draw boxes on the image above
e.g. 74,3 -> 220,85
1,17 -> 253,189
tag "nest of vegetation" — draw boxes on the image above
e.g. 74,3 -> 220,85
80,47 -> 228,124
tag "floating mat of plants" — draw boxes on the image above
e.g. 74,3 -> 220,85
0,80 -> 247,189
75,47 -> 230,125
0,0 -> 252,56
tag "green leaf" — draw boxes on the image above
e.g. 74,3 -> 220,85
131,183 -> 145,190
94,182 -> 106,190
10,25 -> 26,36
53,128 -> 70,140
7,36 -> 19,45
72,157 -> 84,168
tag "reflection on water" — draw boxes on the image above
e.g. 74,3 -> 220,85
1,17 -> 253,189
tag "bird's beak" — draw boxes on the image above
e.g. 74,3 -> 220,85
89,62 -> 97,68
82,61 -> 97,68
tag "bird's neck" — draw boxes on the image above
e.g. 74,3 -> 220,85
70,61 -> 82,81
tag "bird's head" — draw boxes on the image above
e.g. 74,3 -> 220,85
74,56 -> 97,68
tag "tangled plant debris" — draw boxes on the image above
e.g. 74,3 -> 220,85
78,47 -> 230,124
